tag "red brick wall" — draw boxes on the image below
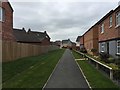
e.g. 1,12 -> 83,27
79,36 -> 84,45
98,8 -> 120,42
1,2 -> 15,41
84,25 -> 98,55
40,38 -> 50,46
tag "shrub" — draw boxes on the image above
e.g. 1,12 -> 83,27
115,58 -> 120,69
108,57 -> 115,63
99,52 -> 109,61
91,48 -> 97,53
113,70 -> 120,80
80,47 -> 87,53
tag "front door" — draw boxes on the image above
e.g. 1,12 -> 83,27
107,42 -> 109,54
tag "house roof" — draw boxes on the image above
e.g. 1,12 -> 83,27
82,5 -> 120,37
72,42 -> 76,45
62,39 -> 71,44
13,28 -> 40,43
13,28 -> 50,43
28,30 -> 50,41
76,36 -> 81,42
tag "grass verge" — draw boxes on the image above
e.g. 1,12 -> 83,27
2,49 -> 65,88
77,60 -> 120,89
72,50 -> 83,59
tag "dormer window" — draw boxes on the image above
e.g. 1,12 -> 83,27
0,7 -> 5,22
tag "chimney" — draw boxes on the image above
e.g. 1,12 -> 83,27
22,27 -> 25,31
28,28 -> 31,32
44,31 -> 46,33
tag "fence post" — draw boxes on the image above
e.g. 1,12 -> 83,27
110,69 -> 113,80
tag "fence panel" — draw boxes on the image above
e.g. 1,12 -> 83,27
2,41 -> 59,62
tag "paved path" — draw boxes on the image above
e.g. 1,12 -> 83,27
44,49 -> 90,88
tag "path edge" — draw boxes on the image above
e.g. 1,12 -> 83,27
42,49 -> 65,89
71,50 -> 92,90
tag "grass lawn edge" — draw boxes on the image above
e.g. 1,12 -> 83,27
71,50 -> 92,89
42,49 -> 65,89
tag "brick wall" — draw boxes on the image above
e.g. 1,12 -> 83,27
40,38 -> 50,46
1,2 -> 15,41
98,7 -> 120,42
79,36 -> 84,45
84,25 -> 98,55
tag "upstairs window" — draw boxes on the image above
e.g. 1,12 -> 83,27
101,23 -> 104,34
116,11 -> 120,27
109,16 -> 112,27
117,40 -> 120,54
0,7 -> 5,22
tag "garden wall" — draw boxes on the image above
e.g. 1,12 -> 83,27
2,41 -> 59,62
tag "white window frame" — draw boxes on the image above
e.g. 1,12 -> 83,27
117,40 -> 120,54
101,23 -> 104,34
109,16 -> 112,27
101,43 -> 105,52
0,7 -> 2,21
0,7 -> 4,22
116,11 -> 120,27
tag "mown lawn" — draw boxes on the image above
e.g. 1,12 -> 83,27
72,50 -> 83,59
77,60 -> 120,89
2,49 -> 65,88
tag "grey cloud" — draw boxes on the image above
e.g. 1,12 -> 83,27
10,1 -> 118,41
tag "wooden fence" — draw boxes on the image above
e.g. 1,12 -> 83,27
2,41 -> 59,62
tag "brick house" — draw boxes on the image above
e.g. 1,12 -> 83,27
0,0 -> 15,41
98,5 -> 120,58
54,40 -> 61,47
28,29 -> 51,46
13,28 -> 41,45
71,42 -> 76,50
13,28 -> 51,46
76,36 -> 81,50
79,36 -> 84,50
83,24 -> 99,55
61,39 -> 72,48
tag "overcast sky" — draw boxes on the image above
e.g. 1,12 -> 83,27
9,0 -> 120,42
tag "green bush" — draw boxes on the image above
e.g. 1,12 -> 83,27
99,52 -> 109,62
115,58 -> 120,69
80,47 -> 87,53
113,70 -> 120,80
108,57 -> 115,63
91,48 -> 97,53
99,52 -> 116,64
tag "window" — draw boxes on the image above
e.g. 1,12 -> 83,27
0,7 -> 5,21
109,16 -> 112,27
101,23 -> 104,33
116,11 -> 120,27
117,40 -> 120,54
101,43 -> 105,52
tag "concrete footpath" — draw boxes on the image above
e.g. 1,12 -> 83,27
44,49 -> 90,89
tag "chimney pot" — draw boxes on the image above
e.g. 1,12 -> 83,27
22,27 -> 25,30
